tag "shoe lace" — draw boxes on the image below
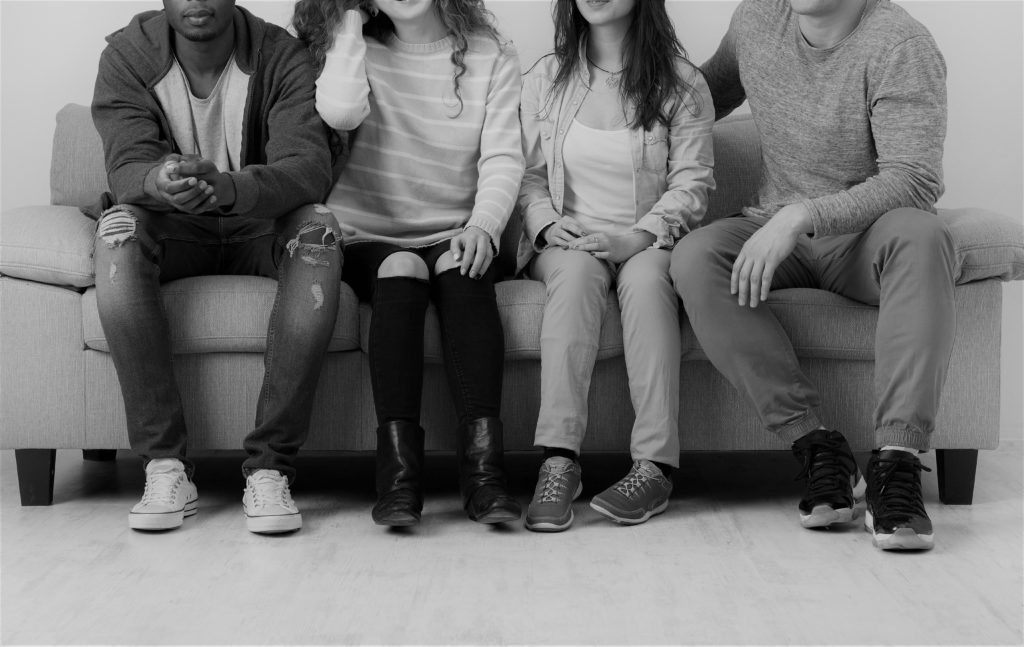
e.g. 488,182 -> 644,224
793,436 -> 854,502
614,466 -> 651,499
249,472 -> 293,509
140,472 -> 181,506
872,456 -> 931,517
537,470 -> 568,503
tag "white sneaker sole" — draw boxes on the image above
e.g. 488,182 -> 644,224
525,483 -> 583,533
590,499 -> 668,526
865,509 -> 934,551
246,512 -> 302,534
129,499 -> 198,531
799,472 -> 867,528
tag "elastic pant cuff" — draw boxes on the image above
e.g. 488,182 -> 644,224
874,424 -> 930,452
773,410 -> 825,445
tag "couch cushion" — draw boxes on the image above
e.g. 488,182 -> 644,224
0,205 -> 97,288
940,207 -> 1024,283
82,275 -> 361,353
51,104 -> 109,208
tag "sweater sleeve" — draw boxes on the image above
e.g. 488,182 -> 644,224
700,3 -> 747,121
516,65 -> 561,247
803,35 -> 947,237
633,69 -> 716,247
466,46 -> 526,250
91,46 -> 175,210
315,10 -> 371,131
224,41 -> 333,219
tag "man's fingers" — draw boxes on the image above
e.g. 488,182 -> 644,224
736,259 -> 752,306
748,259 -> 765,308
760,262 -> 775,303
731,256 -> 744,296
162,176 -> 198,195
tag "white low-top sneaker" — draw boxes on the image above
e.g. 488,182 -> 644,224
243,470 -> 302,534
129,458 -> 198,530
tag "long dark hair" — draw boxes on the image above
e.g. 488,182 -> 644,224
547,0 -> 701,131
292,0 -> 506,117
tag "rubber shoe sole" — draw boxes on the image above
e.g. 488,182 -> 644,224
525,482 -> 584,533
246,511 -> 302,534
471,507 -> 521,525
590,498 -> 668,526
800,472 -> 867,529
865,509 -> 934,551
129,499 -> 198,531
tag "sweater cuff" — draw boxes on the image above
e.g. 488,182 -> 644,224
226,171 -> 258,217
466,215 -> 502,251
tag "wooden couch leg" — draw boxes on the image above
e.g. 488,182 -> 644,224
14,449 -> 56,506
83,449 -> 117,462
936,449 -> 978,505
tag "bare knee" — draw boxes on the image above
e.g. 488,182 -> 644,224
433,251 -> 459,275
96,206 -> 139,248
378,251 -> 429,280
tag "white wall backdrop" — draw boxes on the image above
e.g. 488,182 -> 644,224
1,0 -> 1021,435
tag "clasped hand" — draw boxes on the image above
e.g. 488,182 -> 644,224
148,154 -> 235,214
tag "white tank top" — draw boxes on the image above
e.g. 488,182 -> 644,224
561,119 -> 636,236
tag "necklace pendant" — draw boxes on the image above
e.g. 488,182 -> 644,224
605,74 -> 620,89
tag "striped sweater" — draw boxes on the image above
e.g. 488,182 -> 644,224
318,11 -> 524,250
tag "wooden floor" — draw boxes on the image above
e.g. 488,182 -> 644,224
2,437 -> 1021,645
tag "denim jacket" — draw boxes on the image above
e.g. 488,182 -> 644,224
516,47 -> 715,272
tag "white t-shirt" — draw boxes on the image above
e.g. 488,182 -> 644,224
153,53 -> 247,172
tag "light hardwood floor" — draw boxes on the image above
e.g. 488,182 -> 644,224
2,437 -> 1021,645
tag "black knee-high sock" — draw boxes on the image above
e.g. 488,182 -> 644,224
369,277 -> 430,426
432,268 -> 504,425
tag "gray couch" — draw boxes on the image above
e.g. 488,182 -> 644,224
3,104 -> 1022,506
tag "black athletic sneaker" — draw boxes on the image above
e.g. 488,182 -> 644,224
791,429 -> 866,528
864,449 -> 934,551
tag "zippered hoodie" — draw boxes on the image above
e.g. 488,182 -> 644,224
91,5 -> 332,219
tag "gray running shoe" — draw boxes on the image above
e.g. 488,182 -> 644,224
590,459 -> 671,525
525,457 -> 582,532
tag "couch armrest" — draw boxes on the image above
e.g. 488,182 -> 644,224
0,205 -> 96,288
939,207 -> 1024,284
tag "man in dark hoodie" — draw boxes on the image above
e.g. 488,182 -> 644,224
91,0 -> 339,535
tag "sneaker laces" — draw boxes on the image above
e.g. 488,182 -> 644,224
248,471 -> 293,509
793,435 -> 855,502
614,464 -> 653,499
873,455 -> 931,517
139,471 -> 182,506
537,470 -> 568,503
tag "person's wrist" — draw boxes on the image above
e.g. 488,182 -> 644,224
537,221 -> 556,246
218,172 -> 236,208
783,203 -> 814,235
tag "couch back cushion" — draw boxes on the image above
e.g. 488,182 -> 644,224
51,104 -> 109,208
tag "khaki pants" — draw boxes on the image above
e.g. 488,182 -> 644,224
530,247 -> 681,466
670,208 -> 957,451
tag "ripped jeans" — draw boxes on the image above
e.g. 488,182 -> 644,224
93,204 -> 342,480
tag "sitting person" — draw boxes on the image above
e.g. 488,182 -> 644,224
294,0 -> 525,526
517,0 -> 714,531
671,0 -> 950,550
91,0 -> 340,534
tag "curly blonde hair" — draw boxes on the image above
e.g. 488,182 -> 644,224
292,0 -> 506,117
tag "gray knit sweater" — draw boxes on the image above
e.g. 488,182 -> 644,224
702,0 -> 947,236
